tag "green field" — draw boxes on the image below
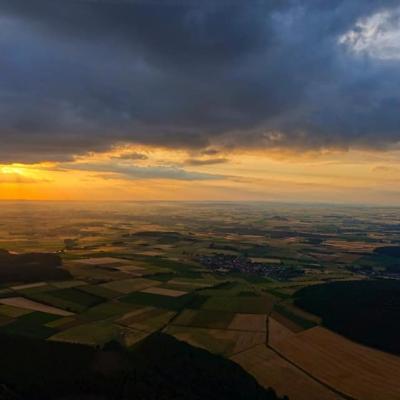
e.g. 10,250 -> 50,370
26,288 -> 105,313
0,314 -> 13,326
272,303 -> 316,330
201,295 -> 275,314
100,278 -> 160,294
121,291 -> 205,311
49,288 -> 105,307
173,309 -> 235,329
0,312 -> 59,339
0,304 -> 33,318
51,280 -> 88,289
77,284 -> 121,299
126,256 -> 203,278
119,307 -> 176,332
49,320 -> 123,345
80,301 -> 136,321
199,281 -> 261,297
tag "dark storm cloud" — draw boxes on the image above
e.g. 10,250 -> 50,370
0,0 -> 400,163
111,152 -> 148,161
184,158 -> 228,166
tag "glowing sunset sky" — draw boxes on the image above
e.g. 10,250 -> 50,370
1,1 -> 400,204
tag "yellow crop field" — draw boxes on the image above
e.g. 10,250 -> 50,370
271,326 -> 400,400
268,317 -> 296,347
231,344 -> 342,400
228,313 -> 266,332
0,297 -> 74,317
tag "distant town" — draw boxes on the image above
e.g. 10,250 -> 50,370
196,254 -> 305,281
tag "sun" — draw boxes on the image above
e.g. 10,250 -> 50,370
1,165 -> 27,175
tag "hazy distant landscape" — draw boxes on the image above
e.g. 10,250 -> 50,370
0,201 -> 399,399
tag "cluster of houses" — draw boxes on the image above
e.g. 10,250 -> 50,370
196,254 -> 305,281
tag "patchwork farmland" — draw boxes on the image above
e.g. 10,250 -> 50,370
0,203 -> 400,399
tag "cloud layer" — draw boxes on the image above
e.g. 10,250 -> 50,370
61,162 -> 226,181
1,0 -> 400,163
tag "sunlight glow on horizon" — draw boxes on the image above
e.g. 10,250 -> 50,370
1,146 -> 400,205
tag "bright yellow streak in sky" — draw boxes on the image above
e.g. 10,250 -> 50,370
1,147 -> 400,204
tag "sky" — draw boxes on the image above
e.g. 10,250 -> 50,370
1,0 -> 400,203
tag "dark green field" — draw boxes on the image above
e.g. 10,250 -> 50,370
0,312 -> 59,339
294,279 -> 400,354
121,291 -> 206,311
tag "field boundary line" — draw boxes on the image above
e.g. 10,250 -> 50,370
265,318 -> 353,400
229,342 -> 264,357
169,323 -> 265,333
